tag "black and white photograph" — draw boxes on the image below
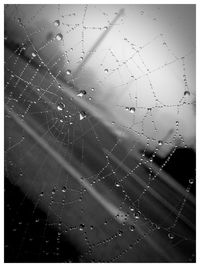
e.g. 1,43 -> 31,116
4,2 -> 196,263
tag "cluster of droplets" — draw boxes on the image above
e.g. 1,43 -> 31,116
4,4 -> 195,263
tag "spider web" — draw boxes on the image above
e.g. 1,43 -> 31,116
4,4 -> 196,263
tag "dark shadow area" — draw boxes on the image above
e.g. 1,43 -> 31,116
144,148 -> 196,196
4,177 -> 81,263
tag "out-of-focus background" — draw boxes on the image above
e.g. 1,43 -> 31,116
4,4 -> 196,263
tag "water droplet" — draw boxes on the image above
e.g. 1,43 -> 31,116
134,211 -> 141,219
57,102 -> 65,111
80,56 -> 83,61
115,182 -> 120,187
17,18 -> 22,23
125,107 -> 129,111
130,206 -> 134,212
79,223 -> 85,231
40,192 -> 44,197
79,111 -> 87,120
158,140 -> 163,146
129,107 -> 135,113
54,20 -> 60,27
130,225 -> 135,232
62,186 -> 66,192
104,68 -> 109,73
66,69 -> 71,75
118,230 -> 123,236
32,52 -> 36,57
90,225 -> 94,230
184,90 -> 190,96
56,33 -> 63,41
77,90 -> 87,97
91,88 -> 95,91
52,188 -> 56,194
168,232 -> 174,239
189,179 -> 194,184
35,218 -> 39,223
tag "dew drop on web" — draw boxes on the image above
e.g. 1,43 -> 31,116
32,52 -> 37,57
56,33 -> 63,41
134,211 -> 141,219
77,90 -> 87,97
189,178 -> 194,184
79,223 -> 85,231
129,107 -> 135,113
79,111 -> 87,120
54,19 -> 60,27
62,186 -> 66,192
57,102 -> 65,111
115,182 -> 120,187
168,233 -> 174,239
184,90 -> 190,96
66,69 -> 71,75
118,230 -> 123,236
158,140 -> 163,146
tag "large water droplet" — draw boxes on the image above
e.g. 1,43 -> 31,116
66,69 -> 71,75
118,230 -> 123,236
158,140 -> 163,146
168,232 -> 174,239
62,186 -> 66,192
77,90 -> 87,97
129,107 -> 135,113
115,182 -> 120,187
54,20 -> 60,27
32,52 -> 37,58
56,33 -> 63,41
134,211 -> 141,219
79,111 -> 87,120
189,178 -> 194,184
57,102 -> 65,111
52,188 -> 56,194
184,90 -> 190,96
79,223 -> 85,231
